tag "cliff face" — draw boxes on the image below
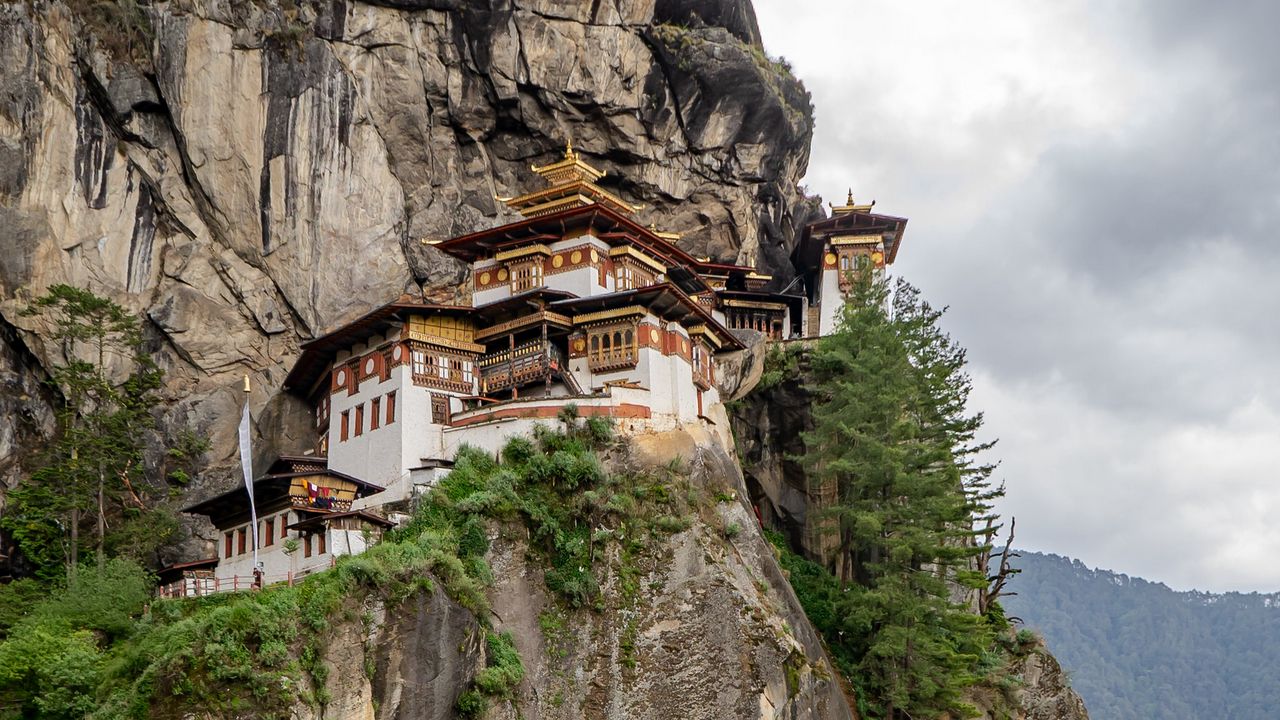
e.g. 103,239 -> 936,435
0,0 -> 819,502
272,428 -> 851,720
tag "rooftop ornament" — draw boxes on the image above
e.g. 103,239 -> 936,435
830,188 -> 876,215
502,140 -> 643,218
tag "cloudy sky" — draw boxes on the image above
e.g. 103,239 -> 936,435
753,1 -> 1280,593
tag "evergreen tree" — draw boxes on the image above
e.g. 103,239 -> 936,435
803,272 -> 1000,719
3,285 -> 179,581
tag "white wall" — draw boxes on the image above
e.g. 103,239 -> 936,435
212,508 -> 334,586
819,268 -> 842,336
327,361 -> 407,491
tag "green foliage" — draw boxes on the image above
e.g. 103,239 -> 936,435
0,559 -> 152,717
6,285 -> 199,581
473,631 -> 525,697
756,341 -> 805,391
790,272 -> 1004,719
0,579 -> 45,636
0,418 -> 701,717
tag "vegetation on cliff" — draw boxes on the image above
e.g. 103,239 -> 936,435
757,273 -> 1016,719
0,409 -> 727,718
3,286 -> 205,582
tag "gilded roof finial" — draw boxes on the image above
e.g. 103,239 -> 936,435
831,188 -> 876,215
511,140 -> 642,217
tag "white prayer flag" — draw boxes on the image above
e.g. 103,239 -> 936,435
239,400 -> 260,569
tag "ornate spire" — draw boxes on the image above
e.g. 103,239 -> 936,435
830,188 -> 876,215
504,139 -> 642,217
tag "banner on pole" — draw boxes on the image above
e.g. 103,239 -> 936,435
239,401 -> 260,571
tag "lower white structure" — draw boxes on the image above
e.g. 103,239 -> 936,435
169,456 -> 391,596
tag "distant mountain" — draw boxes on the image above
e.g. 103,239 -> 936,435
1003,550 -> 1280,720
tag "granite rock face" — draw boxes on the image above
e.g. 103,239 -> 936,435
298,427 -> 854,720
0,0 -> 817,501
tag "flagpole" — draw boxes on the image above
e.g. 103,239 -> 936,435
240,375 -> 261,586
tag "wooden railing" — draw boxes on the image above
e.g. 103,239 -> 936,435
479,342 -> 567,393
587,345 -> 637,372
155,565 -> 332,599
411,366 -> 473,394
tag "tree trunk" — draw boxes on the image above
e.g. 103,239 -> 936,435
69,506 -> 79,580
97,460 -> 106,569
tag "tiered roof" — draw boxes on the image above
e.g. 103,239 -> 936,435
793,190 -> 908,272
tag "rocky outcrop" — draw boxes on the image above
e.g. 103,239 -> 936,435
729,347 -> 824,558
298,426 -> 853,720
0,0 -> 818,505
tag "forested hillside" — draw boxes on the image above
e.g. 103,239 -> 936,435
1005,551 -> 1280,719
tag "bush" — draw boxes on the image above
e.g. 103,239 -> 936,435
474,631 -> 525,697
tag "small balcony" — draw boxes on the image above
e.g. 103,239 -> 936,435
588,345 -> 638,373
479,341 -> 567,393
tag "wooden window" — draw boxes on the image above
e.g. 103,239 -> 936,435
318,532 -> 327,555
354,404 -> 364,437
281,513 -> 289,539
315,396 -> 328,429
264,519 -> 274,546
370,398 -> 381,430
586,323 -> 639,372
237,528 -> 247,555
224,532 -> 233,558
340,411 -> 349,441
614,261 -> 654,291
431,393 -> 450,425
510,260 -> 543,293
304,534 -> 312,558
386,391 -> 396,425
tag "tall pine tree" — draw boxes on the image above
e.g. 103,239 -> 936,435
804,271 -> 1001,719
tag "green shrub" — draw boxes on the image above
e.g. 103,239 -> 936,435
455,688 -> 486,718
474,631 -> 525,697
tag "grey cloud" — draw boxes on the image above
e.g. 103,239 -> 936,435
755,0 -> 1280,591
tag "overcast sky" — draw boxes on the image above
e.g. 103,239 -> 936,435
753,1 -> 1280,593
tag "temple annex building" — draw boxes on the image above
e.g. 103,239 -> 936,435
163,145 -> 908,596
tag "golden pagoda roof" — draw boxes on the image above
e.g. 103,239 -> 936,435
503,140 -> 643,217
830,188 -> 876,215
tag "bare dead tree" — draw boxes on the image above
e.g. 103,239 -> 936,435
979,516 -> 1021,616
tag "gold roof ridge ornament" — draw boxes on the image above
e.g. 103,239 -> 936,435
647,223 -> 683,241
830,188 -> 876,215
505,139 -> 643,218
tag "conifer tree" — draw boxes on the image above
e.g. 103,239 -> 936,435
804,271 -> 1001,719
3,285 -> 178,581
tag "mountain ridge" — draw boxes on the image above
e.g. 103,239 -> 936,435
1005,549 -> 1280,720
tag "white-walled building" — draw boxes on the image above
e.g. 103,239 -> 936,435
172,148 -> 908,593
791,192 -> 908,336
165,456 -> 391,596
